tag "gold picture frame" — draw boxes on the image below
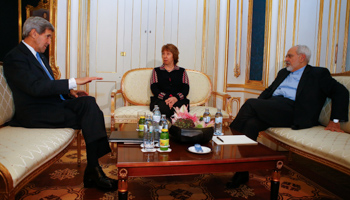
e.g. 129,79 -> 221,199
18,0 -> 60,79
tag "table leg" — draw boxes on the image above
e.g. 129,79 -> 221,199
110,142 -> 118,157
118,168 -> 128,200
270,161 -> 283,200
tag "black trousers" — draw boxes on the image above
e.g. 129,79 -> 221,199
150,97 -> 190,119
62,96 -> 111,166
229,97 -> 295,140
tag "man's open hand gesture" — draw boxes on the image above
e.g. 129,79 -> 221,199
75,77 -> 103,85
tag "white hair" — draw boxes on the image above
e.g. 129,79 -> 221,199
295,45 -> 311,63
22,16 -> 54,39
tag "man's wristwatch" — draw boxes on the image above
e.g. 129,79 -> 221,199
333,119 -> 339,123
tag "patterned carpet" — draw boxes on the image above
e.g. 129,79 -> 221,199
14,147 -> 342,200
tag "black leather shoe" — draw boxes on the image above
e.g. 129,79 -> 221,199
226,171 -> 249,189
84,166 -> 118,191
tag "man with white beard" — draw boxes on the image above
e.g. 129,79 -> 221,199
227,45 -> 349,189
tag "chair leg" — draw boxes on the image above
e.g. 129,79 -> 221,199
223,119 -> 232,127
111,117 -> 116,131
119,123 -> 125,131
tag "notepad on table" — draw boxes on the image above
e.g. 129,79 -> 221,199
212,135 -> 258,145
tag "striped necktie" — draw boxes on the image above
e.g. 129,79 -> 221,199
36,52 -> 65,101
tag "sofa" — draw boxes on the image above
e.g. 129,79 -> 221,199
110,68 -> 237,131
0,63 -> 81,200
260,71 -> 350,175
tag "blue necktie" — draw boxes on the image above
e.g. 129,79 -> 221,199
36,52 -> 65,100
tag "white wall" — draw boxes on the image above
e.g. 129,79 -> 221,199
55,0 -> 349,126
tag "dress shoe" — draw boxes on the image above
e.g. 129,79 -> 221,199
226,171 -> 249,189
84,166 -> 118,190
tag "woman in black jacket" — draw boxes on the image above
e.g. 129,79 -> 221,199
150,44 -> 190,118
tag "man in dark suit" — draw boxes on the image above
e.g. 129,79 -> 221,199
3,16 -> 117,190
227,45 -> 349,188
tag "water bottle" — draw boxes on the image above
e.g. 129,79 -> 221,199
143,114 -> 154,151
159,114 -> 169,130
153,105 -> 161,123
214,108 -> 223,135
203,108 -> 211,124
153,105 -> 161,141
153,119 -> 160,143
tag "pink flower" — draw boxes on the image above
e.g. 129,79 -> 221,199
171,105 -> 214,128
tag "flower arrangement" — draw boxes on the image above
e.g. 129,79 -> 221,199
171,105 -> 214,128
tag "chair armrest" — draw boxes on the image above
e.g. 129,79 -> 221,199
111,89 -> 122,131
212,91 -> 231,99
111,89 -> 122,116
211,91 -> 233,119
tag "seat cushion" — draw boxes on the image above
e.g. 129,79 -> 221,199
114,106 -> 150,123
0,126 -> 75,187
265,126 -> 350,169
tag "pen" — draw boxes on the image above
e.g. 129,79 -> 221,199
217,136 -> 224,143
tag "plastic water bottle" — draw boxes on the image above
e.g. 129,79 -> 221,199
159,114 -> 169,130
153,105 -> 161,123
152,105 -> 161,141
214,108 -> 223,135
143,114 -> 154,151
154,114 -> 167,143
203,108 -> 211,124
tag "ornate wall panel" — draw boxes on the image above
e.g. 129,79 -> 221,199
58,0 -> 219,124
53,0 -> 349,121
226,0 -> 349,115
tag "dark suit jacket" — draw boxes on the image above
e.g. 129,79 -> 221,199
259,65 -> 349,129
3,42 -> 70,127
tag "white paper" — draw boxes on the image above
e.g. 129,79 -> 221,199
212,135 -> 258,145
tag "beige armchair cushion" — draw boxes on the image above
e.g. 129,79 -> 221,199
0,127 -> 75,188
318,76 -> 350,133
265,126 -> 350,169
115,106 -> 150,123
0,65 -> 14,125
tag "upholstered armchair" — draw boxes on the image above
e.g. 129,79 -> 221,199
110,68 -> 234,131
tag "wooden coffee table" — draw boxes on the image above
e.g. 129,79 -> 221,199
111,125 -> 285,200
